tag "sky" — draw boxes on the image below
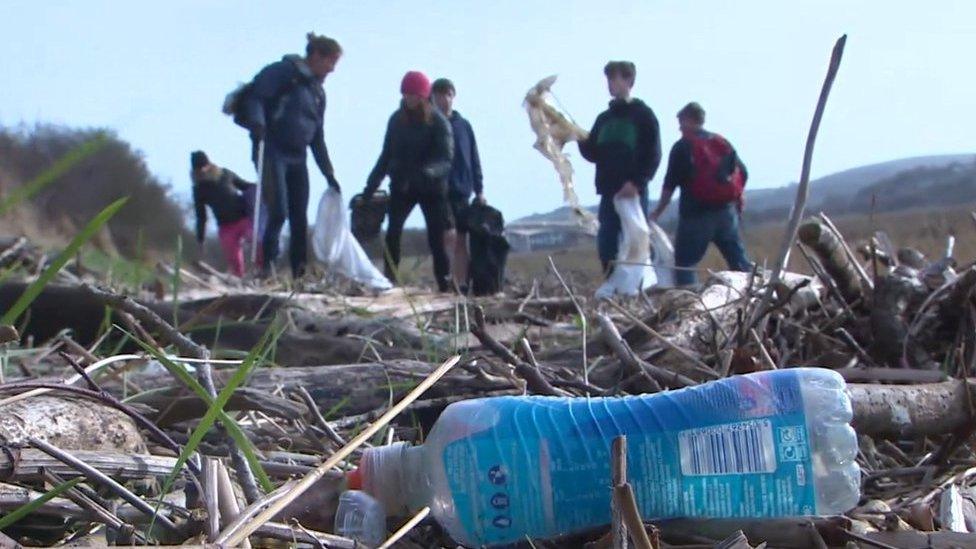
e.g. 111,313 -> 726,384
2,1 -> 974,228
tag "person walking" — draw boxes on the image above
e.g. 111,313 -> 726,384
241,33 -> 343,278
650,102 -> 751,285
431,77 -> 484,293
361,71 -> 455,292
578,61 -> 662,275
190,151 -> 255,278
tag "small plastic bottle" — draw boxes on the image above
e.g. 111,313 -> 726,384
333,490 -> 386,547
347,368 -> 860,547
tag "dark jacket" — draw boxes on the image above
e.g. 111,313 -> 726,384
192,167 -> 254,240
365,108 -> 454,196
663,129 -> 749,214
242,55 -> 336,183
579,98 -> 662,195
446,110 -> 483,198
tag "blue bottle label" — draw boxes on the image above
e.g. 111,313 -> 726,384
441,370 -> 817,545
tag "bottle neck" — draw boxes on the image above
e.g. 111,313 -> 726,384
360,442 -> 427,517
401,445 -> 428,510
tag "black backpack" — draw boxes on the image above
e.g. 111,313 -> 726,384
222,71 -> 302,131
467,203 -> 509,296
222,83 -> 256,130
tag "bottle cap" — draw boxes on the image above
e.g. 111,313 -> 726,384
346,467 -> 363,490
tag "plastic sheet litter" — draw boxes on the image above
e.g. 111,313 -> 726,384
524,75 -> 598,235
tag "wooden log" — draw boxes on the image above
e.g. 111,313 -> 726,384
869,266 -> 929,368
798,219 -> 864,304
833,367 -> 947,384
130,360 -> 511,418
129,387 -> 308,426
0,448 -> 177,482
0,283 -> 410,366
130,357 -> 976,441
847,379 -> 975,438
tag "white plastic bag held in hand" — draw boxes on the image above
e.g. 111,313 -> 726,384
595,195 -> 656,298
648,219 -> 675,288
312,188 -> 393,291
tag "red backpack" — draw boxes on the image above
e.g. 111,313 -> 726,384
687,131 -> 744,205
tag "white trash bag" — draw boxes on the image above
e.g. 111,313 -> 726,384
312,188 -> 393,291
595,195 -> 657,299
648,219 -> 675,288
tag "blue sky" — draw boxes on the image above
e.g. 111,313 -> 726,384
2,1 -> 974,227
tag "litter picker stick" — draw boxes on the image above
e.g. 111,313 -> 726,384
251,139 -> 265,265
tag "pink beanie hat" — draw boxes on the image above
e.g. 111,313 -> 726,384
400,71 -> 432,99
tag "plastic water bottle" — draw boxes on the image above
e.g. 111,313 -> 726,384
333,490 -> 386,546
346,368 -> 860,547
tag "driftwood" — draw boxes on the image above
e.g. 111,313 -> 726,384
870,265 -> 929,368
129,387 -> 308,427
0,283 -> 409,367
848,378 -> 976,438
0,482 -> 180,524
0,448 -> 177,482
129,360 -> 511,418
798,219 -> 865,304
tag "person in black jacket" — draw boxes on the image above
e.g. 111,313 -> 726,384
431,77 -> 484,293
191,151 -> 255,278
362,71 -> 455,292
241,33 -> 342,278
578,61 -> 662,275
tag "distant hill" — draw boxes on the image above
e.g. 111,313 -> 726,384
513,154 -> 976,228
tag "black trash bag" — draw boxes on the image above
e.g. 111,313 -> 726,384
467,203 -> 510,296
350,191 -> 389,242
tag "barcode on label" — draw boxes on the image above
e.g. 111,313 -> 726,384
679,419 -> 776,476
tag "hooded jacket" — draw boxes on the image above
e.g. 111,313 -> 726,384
446,110 -> 483,198
242,55 -> 337,183
579,97 -> 662,195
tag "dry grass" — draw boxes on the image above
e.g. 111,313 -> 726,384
504,203 -> 976,283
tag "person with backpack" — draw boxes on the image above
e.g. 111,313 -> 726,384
431,77 -> 484,294
237,33 -> 342,279
578,61 -> 662,275
190,151 -> 256,278
650,102 -> 751,285
361,71 -> 455,292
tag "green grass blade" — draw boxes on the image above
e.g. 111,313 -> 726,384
0,477 -> 83,530
1,197 -> 128,326
0,134 -> 108,217
158,323 -> 279,494
120,328 -> 274,492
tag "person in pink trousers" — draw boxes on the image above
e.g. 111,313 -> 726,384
191,151 -> 255,277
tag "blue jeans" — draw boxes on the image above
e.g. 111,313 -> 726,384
674,203 -> 751,285
261,150 -> 309,277
597,189 -> 649,273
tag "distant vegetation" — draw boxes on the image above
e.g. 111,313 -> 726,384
0,124 -> 190,258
